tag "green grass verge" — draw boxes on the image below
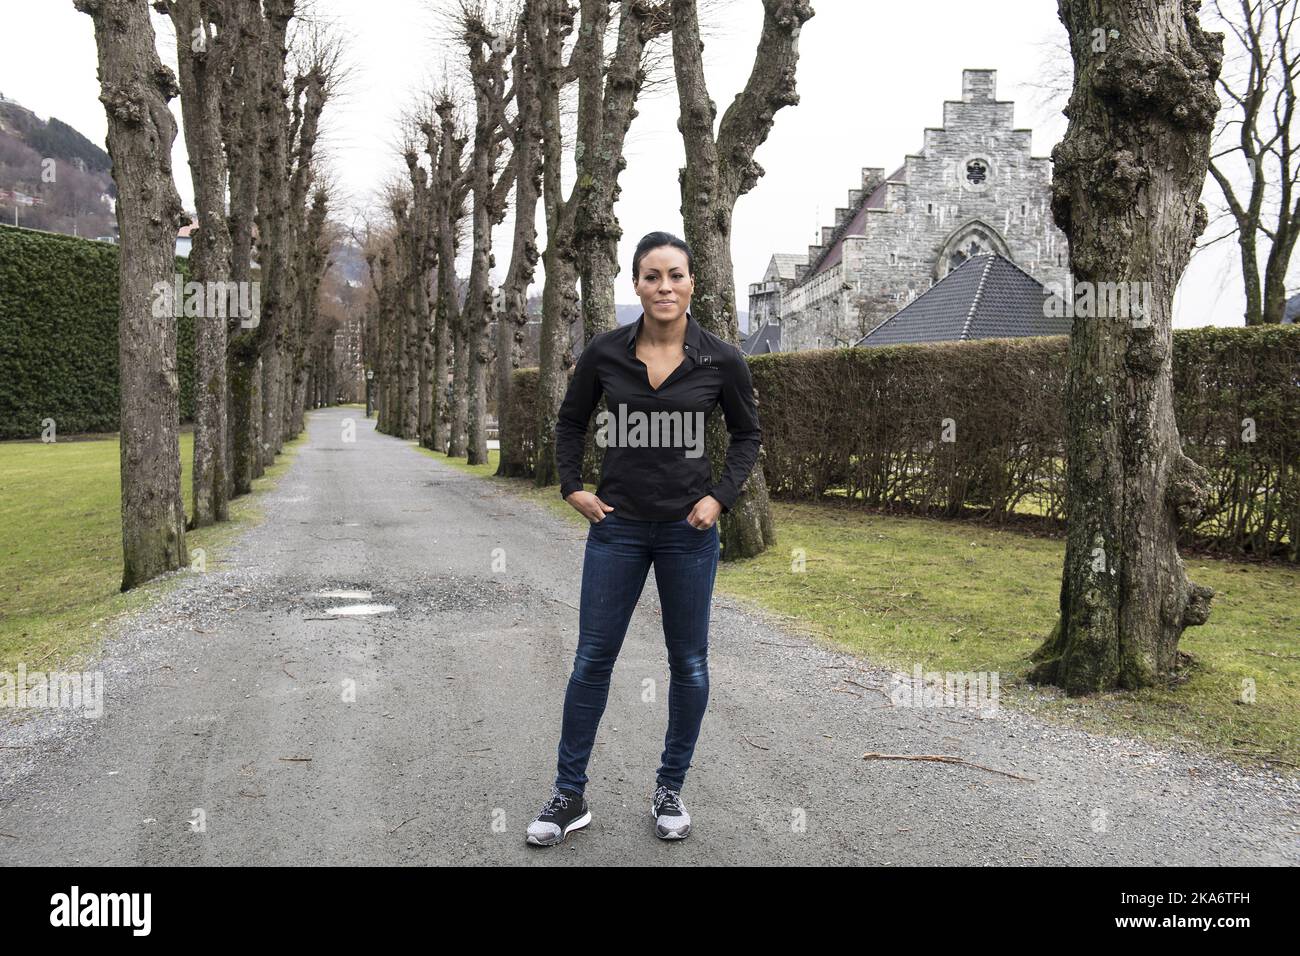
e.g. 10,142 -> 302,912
0,429 -> 303,675
714,501 -> 1298,773
412,447 -> 1299,774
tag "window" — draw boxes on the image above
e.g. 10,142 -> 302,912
966,159 -> 988,185
927,203 -> 934,214
1021,204 -> 1027,216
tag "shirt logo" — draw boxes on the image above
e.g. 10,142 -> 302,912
699,354 -> 712,364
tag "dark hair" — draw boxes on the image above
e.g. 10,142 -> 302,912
632,231 -> 693,282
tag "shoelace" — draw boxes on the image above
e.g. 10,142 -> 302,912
540,786 -> 571,816
654,786 -> 682,815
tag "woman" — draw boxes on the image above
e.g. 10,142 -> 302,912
526,231 -> 762,846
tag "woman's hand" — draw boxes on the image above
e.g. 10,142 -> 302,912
566,489 -> 615,522
685,495 -> 722,529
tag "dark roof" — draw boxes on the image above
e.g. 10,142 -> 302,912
805,165 -> 907,281
741,320 -> 781,355
856,254 -> 1069,347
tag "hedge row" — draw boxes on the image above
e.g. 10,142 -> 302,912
506,325 -> 1298,561
0,225 -> 195,439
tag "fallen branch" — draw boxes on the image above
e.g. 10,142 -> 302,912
843,677 -> 891,701
861,751 -> 1037,782
1246,648 -> 1300,661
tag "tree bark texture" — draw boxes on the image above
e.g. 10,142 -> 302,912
76,0 -> 189,589
1030,0 -> 1222,693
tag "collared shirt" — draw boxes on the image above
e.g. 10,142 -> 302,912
555,309 -> 762,522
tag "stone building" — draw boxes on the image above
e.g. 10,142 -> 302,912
748,69 -> 1069,352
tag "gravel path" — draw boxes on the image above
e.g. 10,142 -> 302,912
2,407 -> 1297,865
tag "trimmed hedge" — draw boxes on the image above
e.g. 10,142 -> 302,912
507,326 -> 1298,561
0,224 -> 194,439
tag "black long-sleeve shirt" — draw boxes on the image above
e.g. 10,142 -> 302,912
555,310 -> 762,521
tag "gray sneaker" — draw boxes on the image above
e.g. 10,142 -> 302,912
526,786 -> 591,846
651,784 -> 691,840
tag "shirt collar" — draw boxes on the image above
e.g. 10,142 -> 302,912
625,308 -> 707,365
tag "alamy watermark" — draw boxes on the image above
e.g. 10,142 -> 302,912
152,274 -> 260,328
594,403 -> 705,458
1044,278 -> 1153,327
889,664 -> 1000,714
0,665 -> 104,718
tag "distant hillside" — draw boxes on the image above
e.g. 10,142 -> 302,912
0,94 -> 115,238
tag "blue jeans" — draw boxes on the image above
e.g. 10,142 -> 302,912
554,511 -> 720,795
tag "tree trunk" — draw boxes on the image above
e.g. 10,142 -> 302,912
403,146 -> 436,448
671,0 -> 810,558
1236,221 -> 1264,325
253,0 -> 295,467
429,100 -> 468,454
168,0 -> 231,527
250,354 -> 265,479
77,0 -> 188,590
1029,0 -> 1221,694
1262,226 -> 1297,323
530,0 -> 583,487
496,15 -> 542,479
462,24 -> 513,467
220,0 -> 264,498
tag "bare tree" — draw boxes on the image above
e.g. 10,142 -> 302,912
399,114 -> 437,444
670,0 -> 813,558
283,29 -> 342,439
571,0 -> 672,342
530,0 -> 669,487
75,0 -> 188,589
253,0 -> 295,468
287,184 -> 332,435
426,94 -> 472,453
458,2 -> 517,465
158,0 -> 233,527
222,0 -> 267,497
1030,0 -> 1222,694
495,7 -> 544,478
1205,0 -> 1300,324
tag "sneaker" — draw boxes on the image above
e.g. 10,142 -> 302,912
525,785 -> 591,846
651,784 -> 691,840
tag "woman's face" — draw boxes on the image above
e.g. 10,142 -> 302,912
634,246 -> 694,323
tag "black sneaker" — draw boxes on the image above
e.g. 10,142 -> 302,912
525,785 -> 591,846
651,784 -> 691,840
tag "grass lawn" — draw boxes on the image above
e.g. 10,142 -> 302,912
0,429 -> 301,675
420,443 -> 1299,774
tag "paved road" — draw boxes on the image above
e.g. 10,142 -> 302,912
2,407 -> 1297,865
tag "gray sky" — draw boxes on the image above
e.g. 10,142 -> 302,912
2,0 -> 1281,328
